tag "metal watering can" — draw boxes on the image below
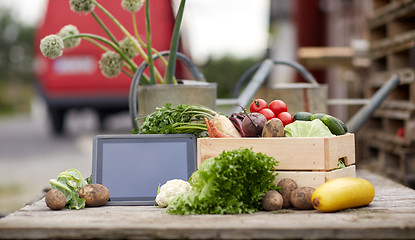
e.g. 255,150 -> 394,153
228,58 -> 400,133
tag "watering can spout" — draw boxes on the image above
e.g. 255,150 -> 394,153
347,74 -> 400,133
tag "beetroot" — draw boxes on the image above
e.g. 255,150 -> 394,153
242,113 -> 267,137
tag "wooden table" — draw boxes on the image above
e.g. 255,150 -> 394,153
1,169 -> 414,239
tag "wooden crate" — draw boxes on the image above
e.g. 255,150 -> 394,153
197,134 -> 356,188
274,166 -> 356,189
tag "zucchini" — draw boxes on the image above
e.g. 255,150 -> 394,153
311,177 -> 375,212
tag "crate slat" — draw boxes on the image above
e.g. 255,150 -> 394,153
274,166 -> 356,189
197,134 -> 355,171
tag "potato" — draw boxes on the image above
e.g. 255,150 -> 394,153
261,190 -> 283,211
78,184 -> 110,207
290,187 -> 315,210
277,178 -> 298,208
261,118 -> 285,137
45,189 -> 66,210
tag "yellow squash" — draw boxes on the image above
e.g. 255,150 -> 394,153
311,177 -> 375,212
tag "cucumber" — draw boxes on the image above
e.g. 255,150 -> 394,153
293,112 -> 313,121
310,113 -> 326,121
338,118 -> 348,133
321,115 -> 346,135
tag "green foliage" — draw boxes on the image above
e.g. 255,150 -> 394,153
0,7 -> 35,115
135,103 -> 217,137
202,56 -> 260,98
49,169 -> 88,210
0,8 -> 35,82
166,148 -> 278,215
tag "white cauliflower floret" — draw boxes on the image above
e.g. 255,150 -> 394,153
155,179 -> 192,207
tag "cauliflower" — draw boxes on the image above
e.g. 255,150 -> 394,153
155,179 -> 192,207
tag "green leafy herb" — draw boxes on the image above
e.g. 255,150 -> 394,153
166,148 -> 279,215
134,103 -> 217,137
49,168 -> 88,210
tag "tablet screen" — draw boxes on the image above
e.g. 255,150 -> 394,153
92,134 -> 196,205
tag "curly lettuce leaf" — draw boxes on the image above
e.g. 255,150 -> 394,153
167,148 -> 278,215
284,119 -> 334,137
49,168 -> 87,210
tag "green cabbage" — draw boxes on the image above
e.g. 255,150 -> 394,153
166,148 -> 278,215
284,119 -> 334,137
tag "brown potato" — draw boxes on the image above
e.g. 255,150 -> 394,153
261,190 -> 284,211
78,184 -> 110,207
290,187 -> 315,210
45,189 -> 66,210
277,178 -> 298,208
261,118 -> 285,137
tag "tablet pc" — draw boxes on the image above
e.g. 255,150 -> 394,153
92,134 -> 197,205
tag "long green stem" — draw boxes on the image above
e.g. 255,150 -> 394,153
132,13 -> 145,47
122,69 -> 133,78
62,33 -> 137,72
91,0 -> 165,83
83,37 -> 111,52
84,36 -> 136,75
145,0 -> 156,84
132,13 -> 169,67
91,12 -> 119,47
165,0 -> 186,84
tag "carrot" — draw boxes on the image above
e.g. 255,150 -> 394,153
204,117 -> 232,138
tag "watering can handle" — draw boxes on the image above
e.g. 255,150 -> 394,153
232,59 -> 318,98
129,51 -> 206,131
347,74 -> 400,133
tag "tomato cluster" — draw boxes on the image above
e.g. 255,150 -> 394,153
249,99 -> 293,126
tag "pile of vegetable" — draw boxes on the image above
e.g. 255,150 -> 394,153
46,169 -> 110,210
202,98 -> 349,138
158,148 -> 279,215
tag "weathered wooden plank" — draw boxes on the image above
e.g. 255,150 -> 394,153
0,169 -> 414,239
275,166 -> 356,189
369,68 -> 415,87
370,29 -> 415,58
369,0 -> 415,30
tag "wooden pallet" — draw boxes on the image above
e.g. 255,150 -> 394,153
362,133 -> 415,183
359,0 -> 415,183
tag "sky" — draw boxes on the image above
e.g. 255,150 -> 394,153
0,0 -> 270,64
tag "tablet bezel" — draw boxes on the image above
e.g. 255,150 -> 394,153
92,134 -> 197,206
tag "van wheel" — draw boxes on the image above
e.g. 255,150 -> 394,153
49,108 -> 66,135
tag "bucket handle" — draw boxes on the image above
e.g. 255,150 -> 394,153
129,51 -> 206,131
232,60 -> 318,98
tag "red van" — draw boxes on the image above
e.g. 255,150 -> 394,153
34,0 -> 187,134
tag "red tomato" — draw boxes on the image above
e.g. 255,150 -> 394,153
277,112 -> 293,126
268,100 -> 287,116
259,108 -> 275,121
250,99 -> 268,113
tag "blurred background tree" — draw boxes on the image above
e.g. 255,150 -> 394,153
202,56 -> 259,99
0,7 -> 35,115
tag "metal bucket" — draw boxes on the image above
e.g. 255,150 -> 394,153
129,51 -> 217,129
138,81 -> 217,117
